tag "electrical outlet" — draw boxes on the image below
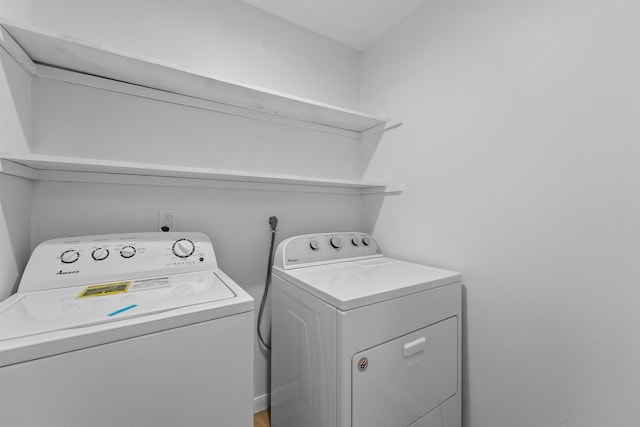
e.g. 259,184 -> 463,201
158,210 -> 178,232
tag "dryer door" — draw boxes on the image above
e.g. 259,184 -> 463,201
351,316 -> 458,427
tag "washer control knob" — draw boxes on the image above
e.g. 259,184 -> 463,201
352,237 -> 360,246
309,240 -> 320,251
120,246 -> 136,259
172,238 -> 195,258
330,236 -> 342,249
362,236 -> 371,246
91,247 -> 109,261
60,249 -> 80,264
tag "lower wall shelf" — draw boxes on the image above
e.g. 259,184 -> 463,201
0,153 -> 403,195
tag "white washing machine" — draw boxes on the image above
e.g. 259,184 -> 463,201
271,232 -> 461,427
0,232 -> 254,427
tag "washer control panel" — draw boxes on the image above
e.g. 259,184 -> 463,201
19,232 -> 217,292
275,232 -> 382,269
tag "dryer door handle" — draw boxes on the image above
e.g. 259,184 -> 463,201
403,336 -> 426,357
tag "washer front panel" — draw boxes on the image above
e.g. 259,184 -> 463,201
0,310 -> 254,427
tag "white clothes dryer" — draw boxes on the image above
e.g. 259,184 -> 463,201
271,232 -> 461,427
0,232 -> 253,427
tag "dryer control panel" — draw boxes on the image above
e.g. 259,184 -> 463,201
19,232 -> 217,292
274,232 -> 382,270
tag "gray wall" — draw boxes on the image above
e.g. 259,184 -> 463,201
360,1 -> 640,426
0,0 -> 32,301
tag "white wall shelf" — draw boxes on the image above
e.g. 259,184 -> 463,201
0,19 -> 394,138
0,153 -> 403,195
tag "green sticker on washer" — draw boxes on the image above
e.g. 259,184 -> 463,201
78,281 -> 130,298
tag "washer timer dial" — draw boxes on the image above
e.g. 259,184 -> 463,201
172,238 -> 196,258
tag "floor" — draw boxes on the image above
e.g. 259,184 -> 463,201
254,408 -> 270,427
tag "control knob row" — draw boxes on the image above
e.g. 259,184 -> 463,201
350,236 -> 371,247
309,236 -> 371,251
60,237 -> 195,263
60,246 -> 137,263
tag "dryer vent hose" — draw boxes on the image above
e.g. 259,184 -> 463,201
257,216 -> 278,350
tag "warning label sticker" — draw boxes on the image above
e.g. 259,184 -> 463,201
77,281 -> 130,298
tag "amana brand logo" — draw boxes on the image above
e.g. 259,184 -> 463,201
287,258 -> 300,263
57,270 -> 79,276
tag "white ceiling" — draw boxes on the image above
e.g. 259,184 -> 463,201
240,0 -> 428,51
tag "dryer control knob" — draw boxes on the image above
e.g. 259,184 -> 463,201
330,236 -> 342,249
92,247 -> 109,261
352,237 -> 360,246
362,236 -> 371,246
309,240 -> 320,251
172,238 -> 195,258
61,249 -> 80,264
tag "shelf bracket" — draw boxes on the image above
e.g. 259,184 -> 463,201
360,120 -> 403,139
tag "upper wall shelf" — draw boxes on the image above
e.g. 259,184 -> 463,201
0,153 -> 403,195
0,19 -> 391,138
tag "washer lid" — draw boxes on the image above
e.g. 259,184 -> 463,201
275,257 -> 460,311
0,269 -> 253,367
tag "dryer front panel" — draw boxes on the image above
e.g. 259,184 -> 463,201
351,316 -> 458,427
